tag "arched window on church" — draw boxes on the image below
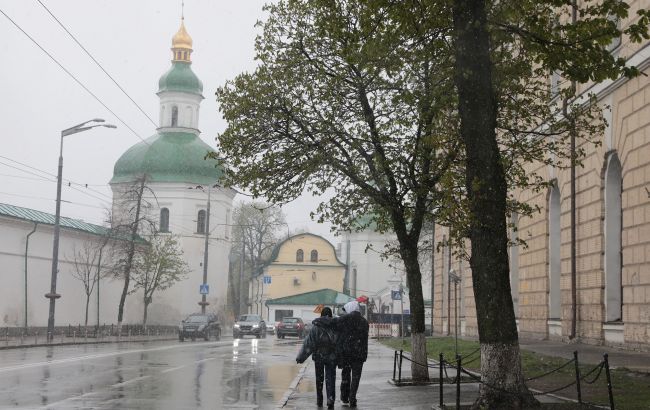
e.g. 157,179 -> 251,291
197,210 -> 206,234
604,153 -> 622,322
310,250 -> 318,262
548,182 -> 561,319
171,105 -> 178,127
159,208 -> 170,233
296,249 -> 304,262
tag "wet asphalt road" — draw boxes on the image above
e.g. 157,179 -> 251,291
0,336 -> 304,409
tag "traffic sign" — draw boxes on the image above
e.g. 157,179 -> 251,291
391,290 -> 401,300
263,276 -> 272,284
199,284 -> 209,295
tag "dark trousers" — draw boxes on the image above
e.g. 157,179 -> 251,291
315,360 -> 336,403
340,361 -> 363,403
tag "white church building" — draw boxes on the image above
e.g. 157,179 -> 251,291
0,20 -> 233,327
110,19 -> 235,321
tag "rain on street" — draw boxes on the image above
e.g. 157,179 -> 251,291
0,337 -> 306,409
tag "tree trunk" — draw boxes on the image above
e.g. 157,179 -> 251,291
143,300 -> 149,328
84,294 -> 90,328
452,0 -> 538,407
397,233 -> 429,381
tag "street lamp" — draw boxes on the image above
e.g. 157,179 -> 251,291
448,269 -> 462,356
46,118 -> 116,342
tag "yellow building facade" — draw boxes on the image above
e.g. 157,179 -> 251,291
248,233 -> 346,319
432,3 -> 650,350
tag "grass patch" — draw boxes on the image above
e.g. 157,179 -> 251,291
379,337 -> 650,409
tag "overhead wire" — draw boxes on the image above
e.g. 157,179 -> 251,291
35,0 -> 159,129
0,7 -> 151,147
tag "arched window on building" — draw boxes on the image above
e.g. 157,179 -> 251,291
604,153 -> 622,322
197,210 -> 206,234
171,105 -> 178,127
296,249 -> 304,262
509,212 -> 520,318
310,250 -> 318,262
159,208 -> 170,233
549,182 -> 561,319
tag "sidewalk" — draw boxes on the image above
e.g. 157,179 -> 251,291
282,340 -> 566,410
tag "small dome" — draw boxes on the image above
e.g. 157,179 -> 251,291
158,62 -> 203,95
172,20 -> 193,50
110,131 -> 224,185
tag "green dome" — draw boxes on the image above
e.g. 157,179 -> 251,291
110,131 -> 224,185
158,62 -> 203,95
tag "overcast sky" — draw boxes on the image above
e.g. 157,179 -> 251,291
0,0 -> 336,242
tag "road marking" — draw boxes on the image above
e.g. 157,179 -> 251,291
0,340 -> 239,374
111,374 -> 151,388
161,365 -> 186,373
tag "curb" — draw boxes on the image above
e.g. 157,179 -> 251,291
0,337 -> 178,351
276,361 -> 309,409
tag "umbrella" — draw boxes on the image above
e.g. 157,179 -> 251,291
356,295 -> 369,303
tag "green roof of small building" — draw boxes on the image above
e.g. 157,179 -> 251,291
0,202 -> 109,237
158,61 -> 203,96
110,131 -> 224,185
266,289 -> 355,306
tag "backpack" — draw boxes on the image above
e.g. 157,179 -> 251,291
318,327 -> 336,352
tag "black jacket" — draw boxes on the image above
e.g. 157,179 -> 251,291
296,316 -> 337,364
332,311 -> 369,364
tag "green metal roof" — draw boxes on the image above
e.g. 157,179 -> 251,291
266,289 -> 355,306
110,131 -> 225,185
158,61 -> 203,96
0,202 -> 110,237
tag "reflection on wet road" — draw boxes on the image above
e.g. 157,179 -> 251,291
0,337 -> 303,409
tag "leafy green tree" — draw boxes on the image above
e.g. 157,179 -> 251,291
130,234 -> 190,327
215,0 -> 461,381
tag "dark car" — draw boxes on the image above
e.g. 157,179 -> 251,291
233,314 -> 266,339
178,313 -> 221,342
276,317 -> 306,339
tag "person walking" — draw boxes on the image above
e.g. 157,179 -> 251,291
334,300 -> 369,408
296,307 -> 338,408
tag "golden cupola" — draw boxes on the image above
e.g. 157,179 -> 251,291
171,19 -> 193,63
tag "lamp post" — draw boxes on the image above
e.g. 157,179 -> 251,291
448,269 -> 461,356
46,119 -> 116,342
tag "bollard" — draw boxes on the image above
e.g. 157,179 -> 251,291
439,353 -> 444,409
456,355 -> 462,410
73,331 -> 76,344
397,350 -> 404,383
604,353 -> 615,410
393,351 -> 397,380
573,351 -> 582,404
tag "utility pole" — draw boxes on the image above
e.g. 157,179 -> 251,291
239,240 -> 246,316
400,282 -> 405,346
200,187 -> 211,313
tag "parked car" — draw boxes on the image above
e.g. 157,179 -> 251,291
179,313 -> 221,342
266,322 -> 276,335
233,314 -> 267,339
276,317 -> 306,339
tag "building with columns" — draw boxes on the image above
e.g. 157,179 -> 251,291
110,19 -> 235,322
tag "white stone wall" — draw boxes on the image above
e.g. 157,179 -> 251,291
0,216 -> 141,327
158,91 -> 202,131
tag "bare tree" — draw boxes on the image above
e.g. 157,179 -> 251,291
68,240 -> 105,327
110,175 -> 156,332
130,234 -> 189,328
227,201 -> 286,316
